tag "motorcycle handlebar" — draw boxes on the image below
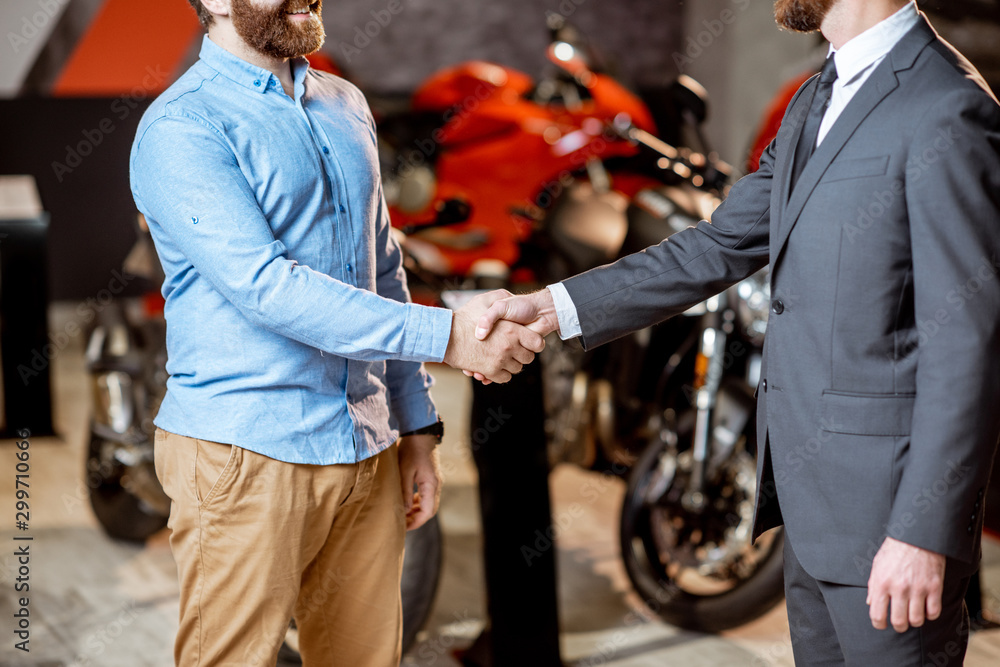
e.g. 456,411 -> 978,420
399,198 -> 472,236
612,119 -> 732,192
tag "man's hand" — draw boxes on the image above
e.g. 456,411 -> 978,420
397,434 -> 441,531
460,289 -> 560,384
443,290 -> 546,383
474,288 -> 561,340
867,536 -> 946,632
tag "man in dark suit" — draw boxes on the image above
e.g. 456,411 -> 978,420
473,0 -> 1000,663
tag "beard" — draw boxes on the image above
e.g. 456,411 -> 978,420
230,0 -> 325,59
774,0 -> 835,33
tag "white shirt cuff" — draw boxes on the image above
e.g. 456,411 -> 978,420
547,282 -> 583,340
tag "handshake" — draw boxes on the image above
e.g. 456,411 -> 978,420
441,289 -> 561,384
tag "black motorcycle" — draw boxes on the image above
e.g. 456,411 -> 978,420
614,271 -> 785,632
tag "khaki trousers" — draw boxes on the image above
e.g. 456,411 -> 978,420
153,428 -> 405,667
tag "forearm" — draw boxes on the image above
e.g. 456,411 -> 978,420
226,251 -> 452,362
564,203 -> 769,349
562,133 -> 776,349
891,369 -> 1000,561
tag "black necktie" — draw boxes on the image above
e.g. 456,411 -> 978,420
790,55 -> 839,192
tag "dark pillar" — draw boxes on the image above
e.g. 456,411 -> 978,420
0,214 -> 55,438
465,360 -> 562,666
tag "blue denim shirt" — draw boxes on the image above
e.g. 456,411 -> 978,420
129,36 -> 452,464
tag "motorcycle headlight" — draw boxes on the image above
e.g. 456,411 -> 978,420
735,269 -> 770,346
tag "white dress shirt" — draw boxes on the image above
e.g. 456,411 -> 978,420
549,1 -> 920,340
818,1 -> 919,145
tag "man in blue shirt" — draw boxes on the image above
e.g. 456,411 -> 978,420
130,1 -> 543,665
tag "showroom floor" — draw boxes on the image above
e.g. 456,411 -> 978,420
1,304 -> 999,667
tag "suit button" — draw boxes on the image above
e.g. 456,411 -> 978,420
762,379 -> 768,393
771,299 -> 784,315
968,526 -> 975,533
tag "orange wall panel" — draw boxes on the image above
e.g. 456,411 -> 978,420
53,0 -> 201,96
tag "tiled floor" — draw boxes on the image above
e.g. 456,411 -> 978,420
1,303 -> 999,666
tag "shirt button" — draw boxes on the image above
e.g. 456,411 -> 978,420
253,79 -> 261,87
762,378 -> 768,392
346,264 -> 353,272
771,299 -> 785,315
322,146 -> 330,155
339,204 -> 346,213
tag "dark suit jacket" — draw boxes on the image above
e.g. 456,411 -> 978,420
562,14 -> 1000,586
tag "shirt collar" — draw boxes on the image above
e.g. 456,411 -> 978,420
828,1 -> 920,85
198,34 -> 310,96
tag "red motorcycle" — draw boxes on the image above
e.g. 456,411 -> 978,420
376,15 -> 725,298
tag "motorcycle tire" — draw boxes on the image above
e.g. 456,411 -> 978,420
620,436 -> 786,633
87,434 -> 169,543
276,514 -> 444,665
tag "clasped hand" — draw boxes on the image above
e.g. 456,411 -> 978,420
442,290 -> 552,383
444,288 -> 559,384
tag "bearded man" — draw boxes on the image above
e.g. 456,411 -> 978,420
475,0 -> 1000,663
129,1 -> 545,665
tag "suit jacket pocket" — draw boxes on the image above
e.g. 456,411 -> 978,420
822,155 -> 889,183
819,390 -> 915,436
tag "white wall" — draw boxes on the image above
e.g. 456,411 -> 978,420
680,0 -> 819,171
321,0 -> 684,93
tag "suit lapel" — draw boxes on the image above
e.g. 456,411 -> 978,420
772,14 -> 938,259
773,63 -> 899,255
777,77 -> 819,207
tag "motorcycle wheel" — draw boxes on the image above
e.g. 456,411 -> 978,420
277,514 -> 444,664
620,436 -> 785,633
87,434 -> 169,543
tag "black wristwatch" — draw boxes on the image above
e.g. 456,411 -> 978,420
400,420 -> 444,444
